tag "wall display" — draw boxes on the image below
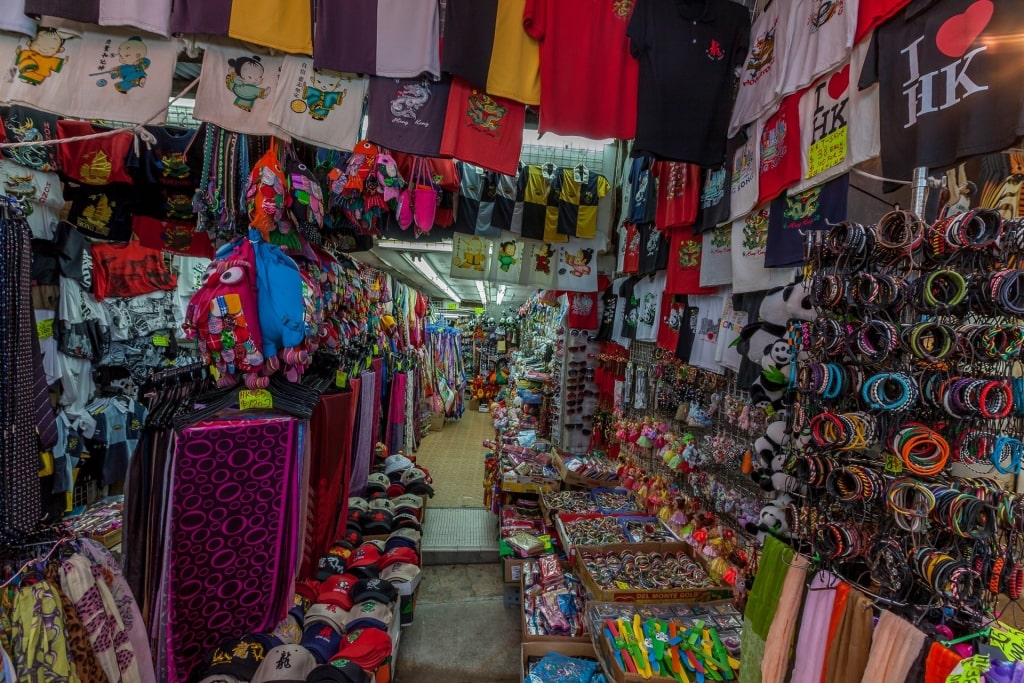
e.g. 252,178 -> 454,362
0,158 -> 63,238
520,239 -> 556,288
757,93 -> 802,205
268,57 -> 367,152
439,77 -> 525,177
193,44 -> 283,136
553,165 -> 610,240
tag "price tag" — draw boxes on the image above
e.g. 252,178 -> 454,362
209,366 -> 221,381
335,371 -> 348,389
36,318 -> 54,340
373,344 -> 379,355
152,334 -> 170,347
446,302 -> 458,310
616,581 -> 631,590
946,655 -> 990,683
884,452 -> 903,474
238,389 -> 273,410
806,126 -> 848,178
365,357 -> 372,369
991,624 -> 1024,661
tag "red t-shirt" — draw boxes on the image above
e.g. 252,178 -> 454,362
57,121 -> 134,186
440,77 -> 526,176
855,0 -> 912,44
665,230 -> 716,295
622,223 -> 641,274
654,161 -> 699,231
757,94 -> 801,206
132,216 -> 215,258
564,290 -> 599,330
524,0 -> 638,139
91,241 -> 177,301
657,294 -> 687,352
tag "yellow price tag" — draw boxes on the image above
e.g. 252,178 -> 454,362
946,655 -> 989,683
616,581 -> 630,590
335,371 -> 348,389
209,366 -> 221,381
991,624 -> 1024,661
152,334 -> 170,347
884,452 -> 903,474
373,344 -> 379,355
365,357 -> 372,369
36,318 -> 54,340
806,126 -> 848,178
238,389 -> 273,410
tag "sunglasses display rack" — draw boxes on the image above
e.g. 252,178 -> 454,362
554,325 -> 601,456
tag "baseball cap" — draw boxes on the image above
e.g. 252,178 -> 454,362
347,508 -> 364,526
327,545 -> 354,562
272,614 -> 304,645
366,473 -> 390,493
385,483 -> 406,498
251,645 -> 317,683
295,580 -> 320,606
316,554 -> 348,581
391,514 -> 421,533
324,659 -> 370,683
367,498 -> 393,513
335,528 -> 363,550
306,662 -> 368,683
301,624 -> 342,664
384,532 -> 420,553
343,600 -> 393,631
348,544 -> 382,570
383,454 -> 412,475
351,578 -> 398,606
334,629 -> 393,671
378,547 -> 418,570
304,604 -> 348,633
363,510 -> 394,535
362,539 -> 386,553
198,634 -> 274,682
347,498 -> 369,512
318,574 -> 358,611
381,562 -> 421,585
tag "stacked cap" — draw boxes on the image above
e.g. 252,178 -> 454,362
333,629 -> 392,671
381,562 -> 421,585
305,604 -> 348,633
301,624 -> 342,664
363,510 -> 393,535
316,554 -> 348,581
366,473 -> 390,493
251,645 -> 318,683
343,600 -> 393,631
198,634 -> 277,683
318,574 -> 358,611
383,454 -> 413,475
306,662 -> 368,683
348,544 -> 382,571
351,578 -> 398,606
379,547 -> 418,570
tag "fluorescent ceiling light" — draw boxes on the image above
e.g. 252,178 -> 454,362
496,285 -> 507,305
476,280 -> 488,305
403,254 -> 461,304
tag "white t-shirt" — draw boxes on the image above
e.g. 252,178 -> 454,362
728,119 -> 761,222
688,292 -> 726,374
0,159 -> 63,239
0,0 -> 35,37
729,0 -> 794,137
555,238 -> 599,293
376,0 -> 441,78
0,25 -> 80,116
731,209 -> 796,294
194,44 -> 283,137
780,0 -> 859,97
98,0 -> 172,37
269,56 -> 367,152
700,223 -> 733,288
634,271 -> 666,343
610,277 -> 631,349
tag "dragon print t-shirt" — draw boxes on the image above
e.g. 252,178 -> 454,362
366,75 -> 451,157
440,76 -> 525,177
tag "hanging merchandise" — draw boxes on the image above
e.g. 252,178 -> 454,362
98,0 -> 172,36
56,120 -> 134,186
625,154 -> 656,226
665,230 -> 715,295
227,0 -> 312,55
855,0 -> 912,43
779,0 -> 858,97
520,239 -> 556,288
269,57 -> 367,152
632,271 -> 666,344
439,77 -> 526,177
326,140 -> 406,235
730,208 -> 795,294
449,233 -> 491,281
728,120 -> 761,222
860,0 -> 1024,185
489,237 -> 524,284
0,0 -> 36,37
365,75 -> 451,157
628,0 -> 751,165
637,222 -> 669,274
554,238 -> 597,292
519,163 -> 560,243
313,0 -> 440,79
395,156 -> 439,235
757,93 -> 802,205
492,164 -> 523,234
553,164 -> 610,240
564,290 -> 597,330
766,173 -> 849,267
728,0 -> 793,138
91,240 -> 177,301
168,0 -> 229,35
700,222 -> 733,288
451,161 -> 500,237
0,158 -> 63,239
24,0 -> 98,23
1,105 -> 61,172
695,138 -> 739,233
0,23 -> 82,114
64,181 -> 134,241
393,152 -> 459,229
193,44 -> 283,137
653,160 -> 699,231
620,222 -> 640,274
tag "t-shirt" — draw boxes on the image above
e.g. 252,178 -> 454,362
687,292 -> 726,373
229,0 -> 312,54
492,166 -> 523,233
57,121 -> 134,186
653,161 -> 699,231
91,240 -> 177,301
633,272 -> 666,343
666,230 -> 716,295
169,0 -> 230,34
450,232 -> 491,279
0,0 -> 35,37
565,291 -> 598,330
0,159 -> 63,239
695,160 -> 732,233
441,0 -> 541,105
700,223 -> 733,288
638,222 -> 669,275
133,217 -> 215,258
628,0 -> 750,165
554,167 -> 610,239
619,277 -> 640,341
193,45 -> 283,137
674,302 -> 698,362
596,285 -> 618,341
4,24 -> 81,115
519,164 -> 560,242
65,182 -> 135,242
627,155 -> 656,225
781,0 -> 859,97
555,238 -> 598,292
523,0 -> 638,139
859,0 -> 1024,185
439,77 -> 526,177
521,240 -> 556,288
621,223 -> 641,274
728,120 -> 760,222
766,173 -> 849,267
729,0 -> 794,137
855,0 -> 912,43
23,0 -> 97,23
757,94 -> 802,205
126,126 -> 199,223
2,106 -> 60,172
99,0 -> 172,37
314,0 -> 441,79
269,57 -> 367,152
489,236 -> 524,283
366,75 -> 451,157
730,208 -> 796,294
658,294 -> 687,352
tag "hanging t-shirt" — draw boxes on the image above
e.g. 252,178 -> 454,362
489,236 -> 524,283
229,0 -> 312,55
23,0 -> 97,23
91,240 -> 177,301
2,24 -> 81,116
674,302 -> 699,362
619,277 -> 640,341
366,75 -> 451,157
757,94 -> 802,205
658,294 -> 688,352
565,291 -> 599,330
523,0 -> 638,139
314,0 -> 440,79
439,77 -> 526,177
193,45 -> 282,137
57,121 -> 134,186
628,0 -> 750,165
695,160 -> 732,234
269,57 -> 367,152
688,292 -> 726,373
2,106 -> 60,172
126,125 -> 199,223
666,231 -> 716,295
65,182 -> 135,242
767,173 -> 849,267
133,218 -> 215,258
169,0 -> 230,34
519,164 -> 560,242
700,223 -> 733,288
781,0 -> 859,97
98,0 -> 172,37
633,272 -> 666,343
638,222 -> 669,275
859,0 -> 1024,186
449,233 -> 490,281
728,120 -> 761,222
492,166 -> 523,233
0,159 -> 63,239
731,208 -> 796,294
0,0 -> 36,37
596,284 -> 619,341
653,161 -> 699,231
442,0 -> 541,105
452,162 -> 498,236
855,0 -> 912,43
554,166 -> 610,239
627,155 -> 657,225
729,0 -> 794,137
555,238 -> 598,292
621,223 -> 641,274
520,240 -> 556,288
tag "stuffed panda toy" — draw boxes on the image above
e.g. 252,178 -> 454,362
750,421 -> 804,495
745,493 -> 794,543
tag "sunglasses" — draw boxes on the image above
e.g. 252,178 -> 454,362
567,344 -> 586,351
567,368 -> 594,377
567,390 -> 597,399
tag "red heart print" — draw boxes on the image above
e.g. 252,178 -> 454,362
827,65 -> 850,100
935,0 -> 993,58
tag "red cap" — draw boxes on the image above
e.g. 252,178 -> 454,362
348,544 -> 383,570
379,547 -> 419,570
334,628 -> 393,670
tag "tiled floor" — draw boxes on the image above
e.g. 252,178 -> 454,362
422,508 -> 499,564
415,408 -> 493,508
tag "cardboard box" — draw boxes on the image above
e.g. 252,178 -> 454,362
429,412 -> 445,431
521,641 -> 599,682
504,556 -> 529,584
555,513 -> 629,566
574,543 -> 733,604
467,398 -> 480,411
501,477 -> 560,495
521,573 -> 592,644
553,452 -> 620,489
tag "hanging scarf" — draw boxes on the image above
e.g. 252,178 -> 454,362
738,535 -> 794,683
45,561 -> 106,683
860,611 -> 927,683
9,580 -> 82,683
790,571 -> 839,683
761,553 -> 811,683
823,588 -> 874,683
349,372 -> 376,497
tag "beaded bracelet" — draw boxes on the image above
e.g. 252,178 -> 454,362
887,478 -> 936,532
862,372 -> 919,412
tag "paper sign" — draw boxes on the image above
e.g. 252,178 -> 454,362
946,655 -> 990,683
884,452 -> 903,474
991,625 -> 1024,661
446,302 -> 458,310
152,334 -> 170,347
36,318 -> 54,340
806,126 -> 847,178
238,389 -> 273,410
475,307 -> 485,314
335,371 -> 348,389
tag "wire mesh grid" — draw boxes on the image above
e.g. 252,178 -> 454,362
520,143 -> 608,175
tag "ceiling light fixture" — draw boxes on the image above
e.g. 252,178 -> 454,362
496,285 -> 507,305
476,280 -> 488,305
402,254 -> 461,304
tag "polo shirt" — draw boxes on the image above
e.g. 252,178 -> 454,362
553,167 -> 610,239
518,164 -> 561,242
229,0 -> 312,54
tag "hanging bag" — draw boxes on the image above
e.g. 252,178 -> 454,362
413,156 -> 439,235
396,157 -> 417,230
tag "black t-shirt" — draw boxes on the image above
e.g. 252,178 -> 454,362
2,106 -> 61,172
65,182 -> 135,243
127,126 -> 201,223
441,0 -> 497,93
596,286 -> 618,341
628,0 -> 750,165
859,0 -> 1024,184
674,303 -> 699,363
766,173 -> 849,268
619,277 -> 640,341
695,134 -> 743,233
638,222 -> 669,275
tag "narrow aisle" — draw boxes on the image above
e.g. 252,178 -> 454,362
414,407 -> 492,508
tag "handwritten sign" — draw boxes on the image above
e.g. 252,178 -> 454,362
152,334 -> 170,347
991,624 -> 1024,661
946,655 -> 990,683
335,371 -> 348,389
884,452 -> 904,474
446,302 -> 458,310
806,126 -> 847,179
238,389 -> 273,410
36,318 -> 54,340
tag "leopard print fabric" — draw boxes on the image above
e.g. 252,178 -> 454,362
46,561 -> 106,683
